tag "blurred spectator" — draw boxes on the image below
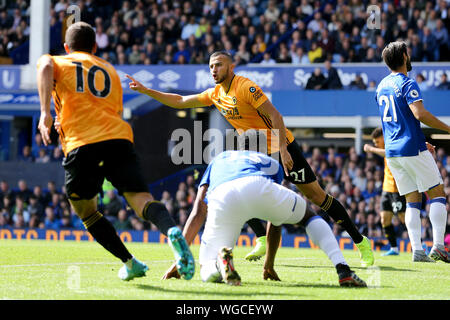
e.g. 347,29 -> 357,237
291,46 -> 310,64
308,42 -> 324,63
260,51 -> 276,65
19,146 -> 34,162
0,180 -> 13,201
173,39 -> 190,64
367,80 -> 377,92
434,19 -> 449,61
95,24 -> 109,53
349,74 -> 367,90
416,73 -> 428,91
323,60 -> 343,90
114,209 -> 132,230
276,43 -> 292,63
28,194 -> 44,218
422,26 -> 439,61
51,147 -> 64,162
128,44 -> 142,64
44,206 -> 61,229
305,67 -> 326,90
437,73 -> 450,90
103,190 -> 124,217
264,0 -> 280,23
16,179 -> 32,203
35,148 -> 50,163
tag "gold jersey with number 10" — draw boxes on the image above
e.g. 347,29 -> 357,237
38,51 -> 133,156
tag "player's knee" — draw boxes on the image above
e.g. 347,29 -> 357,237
428,184 -> 445,198
380,211 -> 393,227
297,184 -> 325,206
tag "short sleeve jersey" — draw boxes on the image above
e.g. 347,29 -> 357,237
197,75 -> 294,154
375,73 -> 426,157
38,51 -> 133,155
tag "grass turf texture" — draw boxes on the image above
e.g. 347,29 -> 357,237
0,239 -> 449,300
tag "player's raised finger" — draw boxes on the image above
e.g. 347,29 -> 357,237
125,74 -> 135,82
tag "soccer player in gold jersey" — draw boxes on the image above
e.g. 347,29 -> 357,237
37,22 -> 194,281
127,51 -> 374,267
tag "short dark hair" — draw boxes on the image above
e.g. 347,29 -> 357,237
381,41 -> 408,71
209,51 -> 233,62
371,127 -> 383,139
65,22 -> 96,53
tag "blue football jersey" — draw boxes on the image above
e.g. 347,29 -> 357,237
375,73 -> 427,157
199,150 -> 284,202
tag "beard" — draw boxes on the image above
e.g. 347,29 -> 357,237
406,56 -> 412,72
214,73 -> 227,84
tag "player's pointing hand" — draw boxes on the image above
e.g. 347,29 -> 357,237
126,74 -> 146,94
280,147 -> 294,176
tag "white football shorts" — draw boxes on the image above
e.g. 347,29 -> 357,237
199,175 -> 306,264
386,150 -> 443,196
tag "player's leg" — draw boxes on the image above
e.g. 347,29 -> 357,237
387,154 -> 437,262
404,191 -> 434,262
259,180 -> 366,287
426,184 -> 449,262
300,210 -> 367,287
105,139 -> 194,278
199,187 -> 243,285
285,141 -> 373,267
380,192 -> 400,255
380,210 -> 399,255
69,196 -> 148,280
63,142 -> 147,280
244,218 -> 267,261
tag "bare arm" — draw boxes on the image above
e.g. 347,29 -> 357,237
363,144 -> 385,157
126,74 -> 206,109
162,184 -> 208,280
409,100 -> 450,133
182,184 -> 208,245
263,222 -> 281,281
37,55 -> 54,146
257,100 -> 293,175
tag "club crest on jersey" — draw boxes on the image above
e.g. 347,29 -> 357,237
249,87 -> 256,93
410,90 -> 419,98
232,96 -> 237,105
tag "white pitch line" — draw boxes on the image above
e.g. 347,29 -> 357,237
0,257 -> 317,268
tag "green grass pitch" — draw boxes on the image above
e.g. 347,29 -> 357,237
0,239 -> 449,300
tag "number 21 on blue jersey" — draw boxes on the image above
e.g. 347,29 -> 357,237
379,94 -> 397,122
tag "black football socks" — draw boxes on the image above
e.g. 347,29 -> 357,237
320,194 -> 364,244
142,201 -> 176,236
246,218 -> 267,238
383,224 -> 398,249
83,211 -> 132,263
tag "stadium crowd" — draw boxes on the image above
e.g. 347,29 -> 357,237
0,0 -> 449,66
2,142 -> 450,248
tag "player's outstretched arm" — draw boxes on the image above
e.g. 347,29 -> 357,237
363,144 -> 385,157
263,222 -> 281,281
126,74 -> 206,109
162,185 -> 208,280
37,55 -> 54,146
409,100 -> 450,133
